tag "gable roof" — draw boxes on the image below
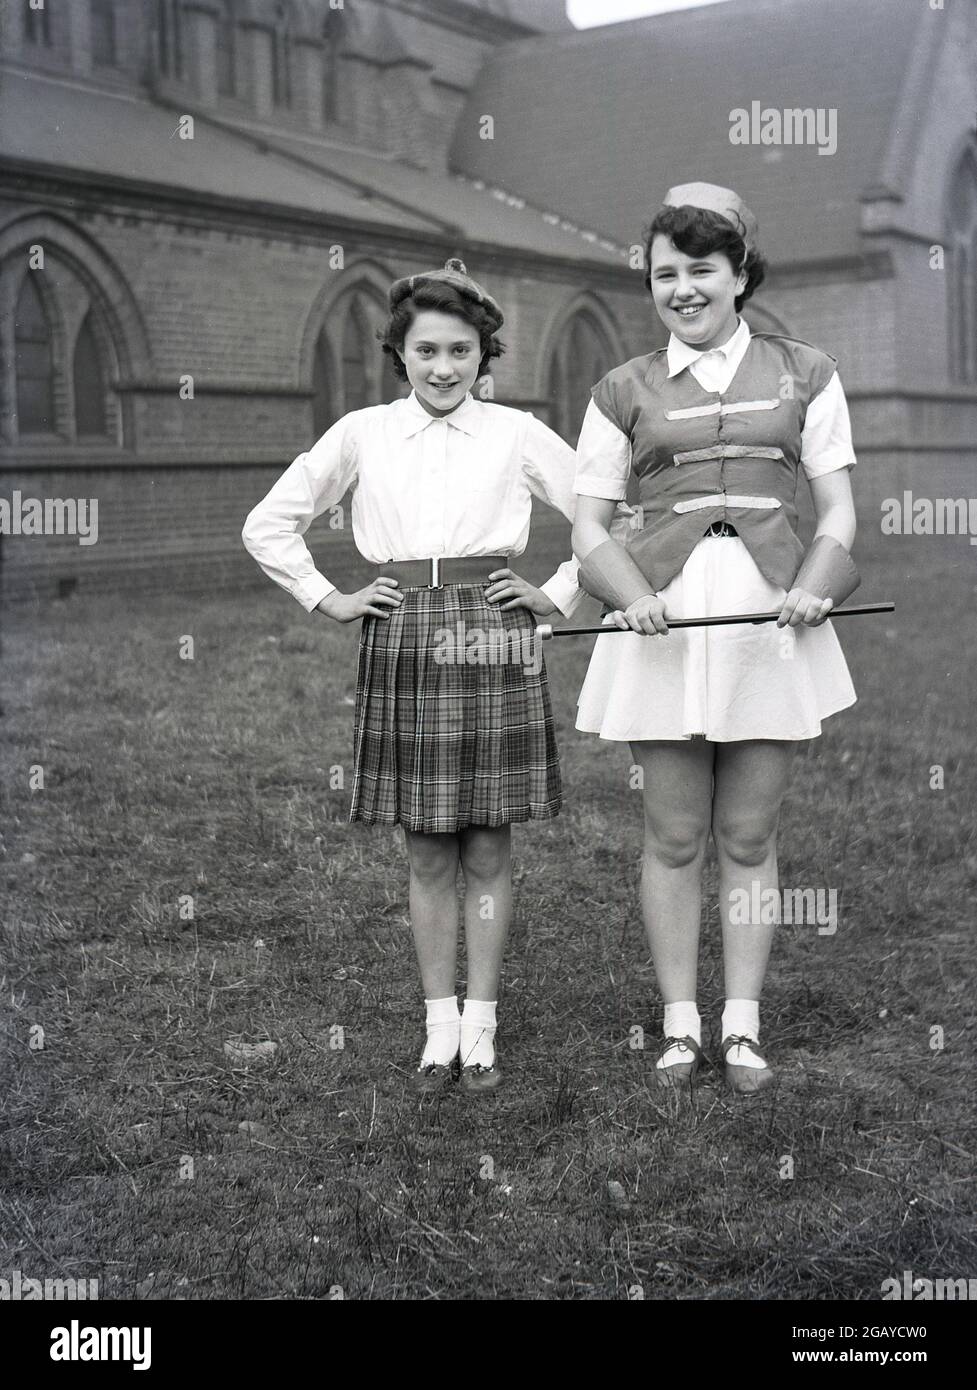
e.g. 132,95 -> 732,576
0,66 -> 625,266
450,0 -> 929,265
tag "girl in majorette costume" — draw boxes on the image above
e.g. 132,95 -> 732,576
571,184 -> 859,1092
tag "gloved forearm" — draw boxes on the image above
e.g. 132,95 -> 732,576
577,538 -> 657,611
792,535 -> 860,606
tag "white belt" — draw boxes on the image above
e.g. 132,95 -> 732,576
672,494 -> 782,514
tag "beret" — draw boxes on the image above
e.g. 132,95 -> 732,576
388,258 -> 504,330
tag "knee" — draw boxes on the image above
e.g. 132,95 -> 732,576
713,818 -> 776,868
643,818 -> 707,870
460,831 -> 509,882
406,837 -> 459,887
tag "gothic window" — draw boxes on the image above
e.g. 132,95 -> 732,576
312,289 -> 399,433
312,327 -> 333,437
24,0 -> 53,46
73,312 -> 108,437
15,275 -> 56,436
217,0 -> 237,97
947,145 -> 977,385
91,0 -> 117,67
157,0 -> 183,78
322,9 -> 343,124
548,308 -> 618,443
271,3 -> 293,109
341,298 -> 370,412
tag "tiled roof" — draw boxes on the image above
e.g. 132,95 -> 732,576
450,0 -> 927,265
0,66 -> 625,266
257,128 -> 627,263
0,68 -> 434,231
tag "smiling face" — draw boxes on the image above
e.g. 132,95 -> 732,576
648,233 -> 747,351
399,310 -> 482,416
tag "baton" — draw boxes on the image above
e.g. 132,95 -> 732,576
535,601 -> 894,640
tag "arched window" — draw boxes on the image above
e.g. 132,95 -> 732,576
312,327 -> 333,437
548,308 -> 618,443
157,0 -> 183,78
24,0 -> 53,46
342,299 -> 370,412
91,0 -> 117,67
322,9 -> 343,124
73,312 -> 108,437
947,145 -> 977,385
311,286 -> 399,433
15,275 -> 56,436
271,3 -> 293,109
217,0 -> 237,97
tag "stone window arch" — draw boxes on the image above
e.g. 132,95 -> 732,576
15,274 -> 56,436
947,143 -> 977,385
72,311 -> 111,438
0,221 -> 143,450
547,306 -> 620,443
310,281 -> 399,435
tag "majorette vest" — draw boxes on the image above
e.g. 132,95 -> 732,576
591,333 -> 838,593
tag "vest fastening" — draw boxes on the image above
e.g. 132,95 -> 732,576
591,334 -> 838,593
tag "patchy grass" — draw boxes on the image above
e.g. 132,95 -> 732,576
1,531 -> 975,1300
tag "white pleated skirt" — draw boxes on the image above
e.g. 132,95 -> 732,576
575,536 -> 857,742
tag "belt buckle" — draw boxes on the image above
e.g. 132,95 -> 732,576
428,556 -> 442,589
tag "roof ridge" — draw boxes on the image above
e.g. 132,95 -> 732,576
143,94 -> 466,239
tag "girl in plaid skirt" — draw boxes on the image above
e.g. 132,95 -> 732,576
243,259 -> 588,1094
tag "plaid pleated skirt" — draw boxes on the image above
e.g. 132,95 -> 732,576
349,583 -> 562,833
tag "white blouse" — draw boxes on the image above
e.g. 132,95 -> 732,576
242,390 -> 586,617
575,318 -> 858,501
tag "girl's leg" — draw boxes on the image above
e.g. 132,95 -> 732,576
458,825 -> 512,1072
712,739 -> 795,1078
630,739 -> 715,1002
403,829 -> 461,998
458,824 -> 512,1001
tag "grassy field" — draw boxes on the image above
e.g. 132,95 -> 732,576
1,529 -> 975,1301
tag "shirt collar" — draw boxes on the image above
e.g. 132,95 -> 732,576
665,316 -> 751,379
400,389 -> 480,438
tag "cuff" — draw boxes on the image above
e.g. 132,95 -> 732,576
573,475 -> 628,502
293,573 -> 336,613
540,570 -> 585,620
802,446 -> 857,479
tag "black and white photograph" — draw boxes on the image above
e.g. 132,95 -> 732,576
1,0 -> 975,1340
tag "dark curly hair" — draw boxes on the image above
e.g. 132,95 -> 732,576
643,205 -> 766,313
378,282 -> 506,382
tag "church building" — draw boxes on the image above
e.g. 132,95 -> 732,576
1,0 -> 974,598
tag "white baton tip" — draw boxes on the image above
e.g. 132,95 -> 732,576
536,624 -> 553,640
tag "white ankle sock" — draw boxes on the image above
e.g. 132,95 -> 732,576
722,998 -> 765,1068
657,1001 -> 700,1069
460,998 -> 497,1069
420,996 -> 460,1068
